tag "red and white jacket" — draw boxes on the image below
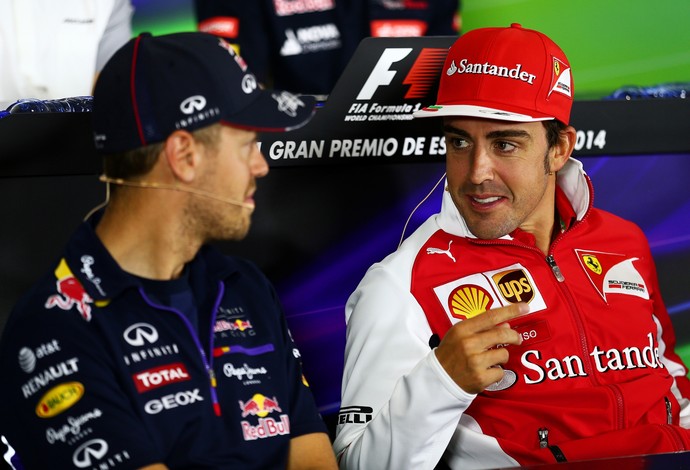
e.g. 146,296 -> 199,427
333,158 -> 690,469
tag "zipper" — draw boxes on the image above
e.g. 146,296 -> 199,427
537,428 -> 567,462
546,255 -> 565,282
538,428 -> 549,448
139,283 -> 225,416
666,396 -> 673,424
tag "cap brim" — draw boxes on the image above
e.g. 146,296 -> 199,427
221,90 -> 317,132
413,104 -> 554,122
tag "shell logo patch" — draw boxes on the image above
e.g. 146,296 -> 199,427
433,263 -> 547,325
448,285 -> 494,320
575,249 -> 649,301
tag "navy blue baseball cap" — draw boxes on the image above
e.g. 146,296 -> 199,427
92,32 -> 316,154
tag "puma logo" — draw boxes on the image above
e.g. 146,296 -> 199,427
426,240 -> 456,262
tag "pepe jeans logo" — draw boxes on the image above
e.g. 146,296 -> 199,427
180,95 -> 207,114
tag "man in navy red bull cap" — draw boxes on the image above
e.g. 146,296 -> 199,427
0,32 -> 336,469
334,23 -> 690,468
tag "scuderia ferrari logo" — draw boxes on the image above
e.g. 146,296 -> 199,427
434,263 -> 547,324
575,249 -> 649,302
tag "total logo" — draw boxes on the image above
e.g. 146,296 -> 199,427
433,263 -> 547,324
144,388 -> 204,415
132,362 -> 191,393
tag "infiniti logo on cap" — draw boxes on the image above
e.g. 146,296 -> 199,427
242,74 -> 257,94
180,95 -> 207,114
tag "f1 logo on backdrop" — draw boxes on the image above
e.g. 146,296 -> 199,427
356,47 -> 448,101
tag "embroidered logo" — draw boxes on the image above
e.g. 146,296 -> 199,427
448,285 -> 494,320
433,263 -> 547,325
492,269 -> 535,304
45,259 -> 93,321
575,250 -> 649,301
426,240 -> 456,262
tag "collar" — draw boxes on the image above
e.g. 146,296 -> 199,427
60,210 -> 239,304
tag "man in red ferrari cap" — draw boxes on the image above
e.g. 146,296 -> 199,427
334,23 -> 690,468
0,32 -> 337,469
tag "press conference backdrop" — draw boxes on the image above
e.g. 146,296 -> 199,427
130,0 -> 690,99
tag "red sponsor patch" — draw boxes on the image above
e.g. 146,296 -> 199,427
199,16 -> 240,38
132,362 -> 190,393
515,320 -> 551,347
371,20 -> 427,38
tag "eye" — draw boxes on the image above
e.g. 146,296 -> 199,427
446,136 -> 469,150
495,141 -> 517,153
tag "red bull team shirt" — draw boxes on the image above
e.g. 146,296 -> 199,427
0,211 -> 327,469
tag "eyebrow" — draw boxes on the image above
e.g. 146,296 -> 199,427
442,124 -> 532,141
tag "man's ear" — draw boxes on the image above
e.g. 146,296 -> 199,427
551,125 -> 576,173
163,130 -> 201,183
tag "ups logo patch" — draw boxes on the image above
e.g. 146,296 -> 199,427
492,269 -> 535,303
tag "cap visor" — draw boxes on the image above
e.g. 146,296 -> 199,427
413,104 -> 554,122
222,90 -> 317,132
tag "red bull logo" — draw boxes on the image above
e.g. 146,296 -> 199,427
214,319 -> 253,333
238,393 -> 282,418
239,393 -> 290,441
45,259 -> 93,321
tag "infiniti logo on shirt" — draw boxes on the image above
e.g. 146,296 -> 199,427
72,439 -> 108,468
123,323 -> 158,347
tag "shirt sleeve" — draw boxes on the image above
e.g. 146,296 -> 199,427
0,300 -> 164,469
332,263 -> 475,469
273,285 -> 329,438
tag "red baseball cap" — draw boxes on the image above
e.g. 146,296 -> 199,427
414,23 -> 573,125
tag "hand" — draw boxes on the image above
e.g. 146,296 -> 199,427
434,302 -> 528,394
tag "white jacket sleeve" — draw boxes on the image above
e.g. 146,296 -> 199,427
333,261 -> 475,470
